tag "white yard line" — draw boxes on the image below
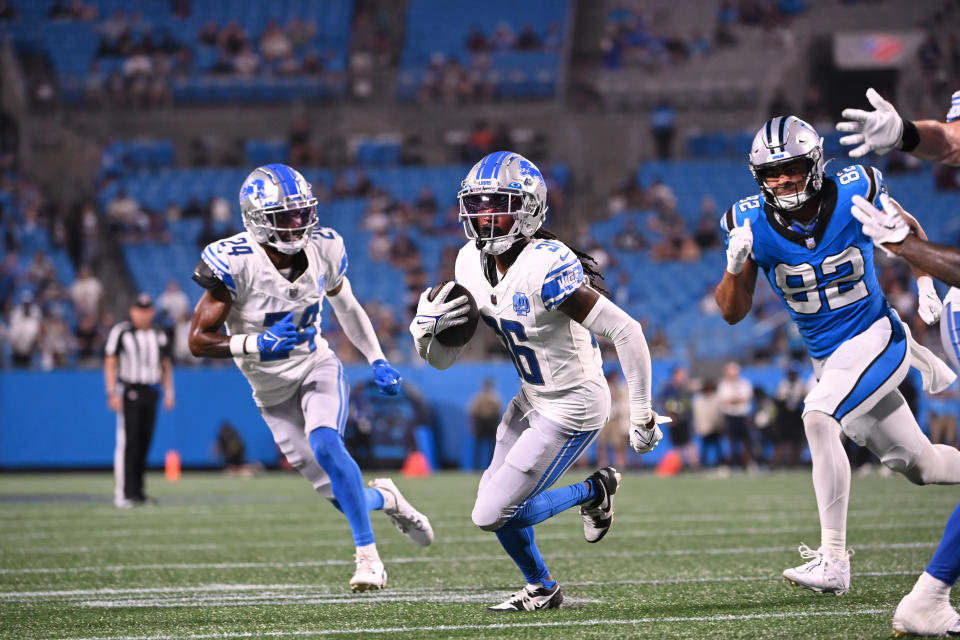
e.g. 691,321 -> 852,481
0,541 -> 936,575
46,609 -> 892,640
2,519 -> 947,555
0,506 -> 948,541
0,571 -> 919,603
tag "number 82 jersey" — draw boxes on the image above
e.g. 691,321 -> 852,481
721,164 -> 892,359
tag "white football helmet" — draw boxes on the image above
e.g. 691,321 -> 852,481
749,115 -> 824,212
458,151 -> 547,255
239,163 -> 318,254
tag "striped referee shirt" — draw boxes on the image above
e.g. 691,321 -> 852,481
104,321 -> 171,385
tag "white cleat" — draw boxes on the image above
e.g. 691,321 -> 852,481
487,583 -> 563,612
369,478 -> 434,547
782,544 -> 852,595
893,586 -> 960,637
349,548 -> 387,592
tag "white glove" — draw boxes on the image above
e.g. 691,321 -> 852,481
409,282 -> 470,342
629,413 -> 671,454
850,193 -> 911,257
917,276 -> 943,325
836,88 -> 904,158
725,217 -> 753,275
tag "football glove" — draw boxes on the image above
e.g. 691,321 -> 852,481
725,217 -> 753,275
371,359 -> 402,396
917,276 -> 943,326
850,194 -> 911,257
409,282 -> 470,342
836,88 -> 904,158
629,413 -> 671,454
296,325 -> 317,351
257,312 -> 298,354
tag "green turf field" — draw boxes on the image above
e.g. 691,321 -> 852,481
0,469 -> 956,639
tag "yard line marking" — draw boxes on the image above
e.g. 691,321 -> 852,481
0,542 -> 938,575
0,571 -> 919,603
4,519 -> 949,555
0,506 -> 948,541
45,609 -> 892,640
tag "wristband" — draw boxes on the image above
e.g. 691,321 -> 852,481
899,119 -> 920,153
229,334 -> 259,356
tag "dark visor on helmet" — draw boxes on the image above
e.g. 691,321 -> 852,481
272,206 -> 316,229
461,193 -> 523,214
755,157 -> 811,182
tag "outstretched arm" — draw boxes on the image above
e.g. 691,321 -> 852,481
326,277 -> 385,364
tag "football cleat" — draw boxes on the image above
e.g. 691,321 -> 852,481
580,467 -> 621,543
782,544 -> 852,595
892,584 -> 960,637
349,547 -> 387,592
487,583 -> 563,612
369,478 -> 434,547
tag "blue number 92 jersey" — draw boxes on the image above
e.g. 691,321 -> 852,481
721,164 -> 891,359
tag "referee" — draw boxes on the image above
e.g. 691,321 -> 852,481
104,293 -> 175,508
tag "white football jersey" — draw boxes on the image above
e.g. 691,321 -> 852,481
201,227 -> 347,407
455,238 -> 608,430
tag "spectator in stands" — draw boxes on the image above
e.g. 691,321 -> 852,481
661,366 -> 699,470
613,218 -> 645,252
650,101 -> 676,159
106,189 -> 142,237
466,27 -> 490,53
543,21 -> 563,52
39,306 -> 73,370
468,377 -> 502,470
716,361 -> 755,469
260,21 -> 293,63
596,369 -> 629,470
286,17 -> 317,51
220,21 -> 249,56
693,378 -> 724,467
929,406 -> 958,448
70,265 -> 103,322
0,252 -> 22,309
515,24 -> 542,51
694,196 -> 721,249
197,20 -> 219,47
490,22 -> 516,52
157,279 -> 190,327
9,291 -> 41,368
767,87 -> 794,118
773,361 -> 807,467
25,250 -> 56,291
234,45 -> 260,76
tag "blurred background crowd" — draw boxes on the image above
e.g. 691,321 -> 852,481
1,0 -> 959,471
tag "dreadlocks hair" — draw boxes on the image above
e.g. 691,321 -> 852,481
533,227 -> 610,297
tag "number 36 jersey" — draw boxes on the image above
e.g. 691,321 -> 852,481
455,238 -> 608,430
200,227 -> 347,407
721,164 -> 892,359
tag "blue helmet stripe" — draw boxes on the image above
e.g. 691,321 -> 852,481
777,116 -> 787,151
264,163 -> 300,198
477,151 -> 510,181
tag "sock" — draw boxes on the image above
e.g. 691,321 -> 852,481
541,577 -> 557,589
331,487 -> 385,514
926,503 -> 960,586
499,481 -> 592,530
821,528 -> 846,556
309,427 -> 375,547
914,570 -> 952,597
356,541 -> 380,562
495,525 -> 550,585
804,412 -> 850,554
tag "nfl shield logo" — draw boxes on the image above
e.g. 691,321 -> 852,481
513,292 -> 530,316
289,287 -> 299,298
805,237 -> 816,250
491,294 -> 497,305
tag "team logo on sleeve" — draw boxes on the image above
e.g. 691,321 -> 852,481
513,292 -> 530,316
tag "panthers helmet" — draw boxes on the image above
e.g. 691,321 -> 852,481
458,151 -> 547,255
239,163 -> 318,255
748,115 -> 824,212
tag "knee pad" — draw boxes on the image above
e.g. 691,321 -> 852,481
880,445 -> 917,482
275,435 -> 307,470
471,497 -> 516,531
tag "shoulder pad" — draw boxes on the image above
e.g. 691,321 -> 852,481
192,259 -> 222,290
721,195 -> 762,232
533,240 -> 583,311
834,164 -> 883,204
200,241 -> 240,298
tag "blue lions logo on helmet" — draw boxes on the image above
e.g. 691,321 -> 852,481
517,159 -> 544,185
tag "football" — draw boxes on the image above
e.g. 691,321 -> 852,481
426,281 -> 479,347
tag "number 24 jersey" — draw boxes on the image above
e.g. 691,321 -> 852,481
200,227 -> 347,407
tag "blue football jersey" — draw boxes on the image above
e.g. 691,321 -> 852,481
721,164 -> 892,358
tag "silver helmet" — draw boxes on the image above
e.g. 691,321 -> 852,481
458,151 -> 547,255
239,163 -> 318,255
748,115 -> 824,211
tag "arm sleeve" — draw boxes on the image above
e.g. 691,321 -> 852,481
539,253 -> 584,311
579,294 -> 652,426
414,332 -> 464,370
326,276 -> 386,364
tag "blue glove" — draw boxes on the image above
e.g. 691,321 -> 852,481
372,359 -> 402,396
296,325 -> 317,351
257,312 -> 298,354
